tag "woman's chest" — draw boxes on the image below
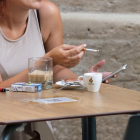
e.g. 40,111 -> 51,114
0,38 -> 45,80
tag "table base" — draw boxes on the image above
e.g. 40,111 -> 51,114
82,117 -> 96,140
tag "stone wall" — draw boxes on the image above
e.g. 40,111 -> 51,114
49,0 -> 140,140
51,0 -> 140,13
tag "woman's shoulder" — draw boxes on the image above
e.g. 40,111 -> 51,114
39,0 -> 60,20
38,0 -> 62,43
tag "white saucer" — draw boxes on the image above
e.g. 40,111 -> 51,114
55,81 -> 84,89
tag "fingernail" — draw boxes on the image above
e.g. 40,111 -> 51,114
84,44 -> 87,47
114,75 -> 117,77
105,80 -> 108,83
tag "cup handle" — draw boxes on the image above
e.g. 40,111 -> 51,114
78,76 -> 85,86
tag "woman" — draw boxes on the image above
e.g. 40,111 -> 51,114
0,0 -> 115,139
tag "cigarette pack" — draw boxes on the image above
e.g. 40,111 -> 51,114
11,82 -> 26,92
11,82 -> 42,92
23,83 -> 42,92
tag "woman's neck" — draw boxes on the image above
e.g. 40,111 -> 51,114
0,2 -> 29,30
0,2 -> 30,40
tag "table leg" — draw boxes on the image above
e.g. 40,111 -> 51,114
88,117 -> 96,140
0,123 -> 22,140
82,118 -> 89,140
81,117 -> 97,140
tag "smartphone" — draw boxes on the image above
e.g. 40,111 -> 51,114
102,64 -> 127,82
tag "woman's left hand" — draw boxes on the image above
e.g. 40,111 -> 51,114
88,59 -> 118,84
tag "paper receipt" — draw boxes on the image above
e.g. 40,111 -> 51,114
31,97 -> 77,104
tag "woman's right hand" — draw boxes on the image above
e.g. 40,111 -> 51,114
45,44 -> 86,68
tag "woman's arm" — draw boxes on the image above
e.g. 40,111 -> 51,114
40,1 -> 79,83
0,55 -> 52,88
53,65 -> 78,82
0,69 -> 28,87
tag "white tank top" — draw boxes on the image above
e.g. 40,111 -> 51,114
0,10 -> 45,80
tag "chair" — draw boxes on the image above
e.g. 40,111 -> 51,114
123,115 -> 140,140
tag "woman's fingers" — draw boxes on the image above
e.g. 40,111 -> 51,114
102,72 -> 112,79
49,44 -> 86,68
104,79 -> 111,84
102,72 -> 119,79
62,44 -> 76,50
113,74 -> 118,78
63,59 -> 80,68
102,72 -> 118,84
69,51 -> 84,61
67,44 -> 86,56
78,51 -> 85,59
91,60 -> 106,72
62,44 -> 86,50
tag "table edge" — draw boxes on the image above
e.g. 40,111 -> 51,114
1,110 -> 140,125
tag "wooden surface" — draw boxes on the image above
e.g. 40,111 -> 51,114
0,84 -> 140,124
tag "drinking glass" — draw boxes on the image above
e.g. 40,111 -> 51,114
28,57 -> 53,90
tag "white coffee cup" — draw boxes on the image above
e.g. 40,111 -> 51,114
78,73 -> 102,92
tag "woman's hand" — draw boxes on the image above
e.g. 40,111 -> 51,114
45,44 -> 86,68
88,59 -> 118,84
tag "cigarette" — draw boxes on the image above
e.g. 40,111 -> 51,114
82,48 -> 100,53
